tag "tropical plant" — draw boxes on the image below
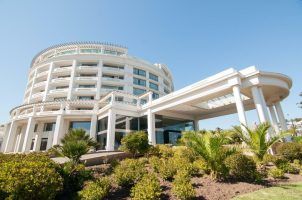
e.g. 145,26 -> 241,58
119,131 -> 150,157
233,123 -> 286,162
50,129 -> 99,165
181,131 -> 236,180
130,173 -> 161,200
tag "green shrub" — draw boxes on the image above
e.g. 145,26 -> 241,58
276,142 -> 302,161
172,170 -> 196,200
78,177 -> 111,200
0,153 -> 63,200
149,156 -> 162,173
224,153 -> 258,182
192,159 -> 210,175
274,157 -> 289,168
268,168 -> 285,179
119,131 -> 150,157
156,144 -> 174,158
276,162 -> 299,174
114,158 -> 147,187
157,158 -> 177,180
262,154 -> 277,165
173,146 -> 196,162
59,161 -> 92,196
130,173 -> 161,200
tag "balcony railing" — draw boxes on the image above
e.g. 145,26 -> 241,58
53,67 -> 72,73
36,71 -> 48,78
33,81 -> 47,88
102,77 -> 123,82
31,92 -> 45,99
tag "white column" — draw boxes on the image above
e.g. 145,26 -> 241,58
90,114 -> 97,141
21,117 -> 36,152
233,85 -> 248,127
28,69 -> 38,103
125,117 -> 130,134
269,105 -> 280,135
13,133 -> 21,153
52,114 -> 65,146
43,62 -> 54,101
67,60 -> 77,100
96,60 -> 103,100
16,126 -> 26,152
33,123 -> 43,151
251,86 -> 270,123
3,121 -> 17,152
275,101 -> 287,131
106,109 -> 116,151
147,109 -> 156,145
194,119 -> 199,131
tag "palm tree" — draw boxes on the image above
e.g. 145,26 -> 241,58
181,131 -> 236,180
51,129 -> 99,165
233,123 -> 286,162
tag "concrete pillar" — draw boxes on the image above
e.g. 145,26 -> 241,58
274,101 -> 287,131
43,62 -> 54,101
251,86 -> 270,123
194,119 -> 199,131
106,109 -> 116,151
269,105 -> 280,135
14,132 -> 21,153
22,117 -> 36,152
52,114 -> 65,146
125,117 -> 130,134
147,109 -> 156,145
33,123 -> 43,151
16,126 -> 26,152
67,60 -> 77,100
96,60 -> 103,100
90,114 -> 97,141
3,121 -> 17,152
233,85 -> 248,128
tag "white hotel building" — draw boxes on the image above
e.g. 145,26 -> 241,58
1,42 -> 291,153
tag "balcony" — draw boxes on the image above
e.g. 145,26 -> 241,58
77,65 -> 98,73
74,88 -> 97,95
102,77 -> 124,84
51,77 -> 71,85
49,88 -> 69,96
36,71 -> 48,78
75,76 -> 98,84
102,66 -> 124,74
31,92 -> 45,100
53,67 -> 72,75
33,81 -> 47,89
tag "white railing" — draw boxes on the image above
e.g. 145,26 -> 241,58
36,71 -> 48,78
31,92 -> 45,98
51,77 -> 71,83
75,77 -> 98,81
53,67 -> 72,73
75,88 -> 97,92
102,77 -> 123,82
34,81 -> 47,88
49,89 -> 69,94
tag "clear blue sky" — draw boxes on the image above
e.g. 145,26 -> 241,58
0,0 -> 301,129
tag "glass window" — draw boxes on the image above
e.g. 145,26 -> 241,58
103,64 -> 124,70
30,139 -> 35,150
40,138 -> 48,151
34,124 -> 38,132
133,88 -> 146,95
149,73 -> 158,82
164,87 -> 170,94
78,96 -> 94,100
97,133 -> 107,150
54,97 -> 67,101
43,123 -> 55,132
149,82 -> 158,91
80,49 -> 102,54
79,85 -> 95,88
97,117 -> 108,132
133,78 -> 146,86
133,68 -> 146,77
102,85 -> 123,90
152,93 -> 159,99
70,121 -> 91,133
80,74 -> 97,77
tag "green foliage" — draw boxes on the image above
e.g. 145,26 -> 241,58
262,154 -> 277,165
0,153 -> 63,200
268,168 -> 285,179
274,159 -> 300,174
233,123 -> 286,162
156,144 -> 174,158
78,177 -> 111,200
172,170 -> 196,200
173,146 -> 196,162
50,129 -> 99,164
157,157 -> 178,180
224,153 -> 258,182
182,131 -> 236,180
292,136 -> 302,143
149,156 -> 162,173
130,173 -> 161,200
58,161 -> 92,196
192,159 -> 210,175
276,142 -> 302,162
119,131 -> 150,157
114,158 -> 147,187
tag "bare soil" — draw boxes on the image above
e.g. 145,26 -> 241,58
104,173 -> 302,200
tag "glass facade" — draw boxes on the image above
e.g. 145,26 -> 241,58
133,88 -> 146,95
70,121 -> 91,133
133,68 -> 146,77
155,115 -> 194,145
43,123 -> 55,132
149,82 -> 158,91
149,73 -> 158,82
133,78 -> 146,86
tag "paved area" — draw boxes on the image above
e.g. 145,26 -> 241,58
52,151 -> 129,166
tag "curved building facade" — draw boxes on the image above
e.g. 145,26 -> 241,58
1,42 -> 292,153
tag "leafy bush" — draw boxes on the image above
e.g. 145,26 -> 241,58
157,158 -> 177,180
192,159 -> 210,175
130,173 -> 161,200
156,144 -> 174,158
173,146 -> 196,162
78,177 -> 111,200
268,168 -> 285,179
58,162 -> 92,196
172,170 -> 196,200
114,158 -> 147,187
275,161 -> 299,174
262,154 -> 277,165
0,153 -> 63,200
276,142 -> 302,162
149,156 -> 162,173
224,153 -> 258,182
119,131 -> 150,157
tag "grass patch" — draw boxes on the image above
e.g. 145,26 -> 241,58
233,182 -> 302,200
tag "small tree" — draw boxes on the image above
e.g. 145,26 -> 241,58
233,123 -> 286,162
181,131 -> 236,180
51,129 -> 99,165
119,131 -> 150,157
